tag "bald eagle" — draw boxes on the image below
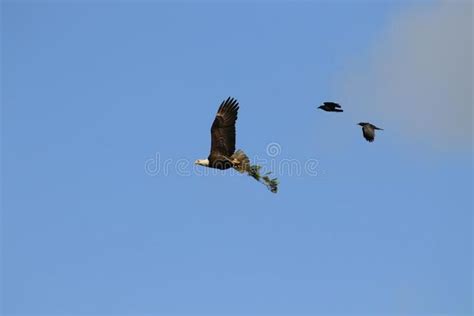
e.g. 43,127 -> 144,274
194,97 -> 249,171
358,122 -> 384,142
195,97 -> 278,193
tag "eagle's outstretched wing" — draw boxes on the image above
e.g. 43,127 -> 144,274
209,97 -> 239,158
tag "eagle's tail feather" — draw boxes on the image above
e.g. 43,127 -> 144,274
231,149 -> 279,193
231,149 -> 251,173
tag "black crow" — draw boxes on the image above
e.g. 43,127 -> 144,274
358,122 -> 383,142
318,102 -> 343,112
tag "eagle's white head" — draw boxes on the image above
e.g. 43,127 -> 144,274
194,159 -> 210,167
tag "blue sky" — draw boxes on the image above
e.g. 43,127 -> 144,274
2,1 -> 472,315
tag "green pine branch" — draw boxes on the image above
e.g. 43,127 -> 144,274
247,164 -> 279,193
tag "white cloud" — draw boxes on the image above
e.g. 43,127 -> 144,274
339,1 -> 472,151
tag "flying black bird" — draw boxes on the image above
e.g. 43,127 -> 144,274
318,102 -> 343,112
195,97 -> 278,193
358,122 -> 384,142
